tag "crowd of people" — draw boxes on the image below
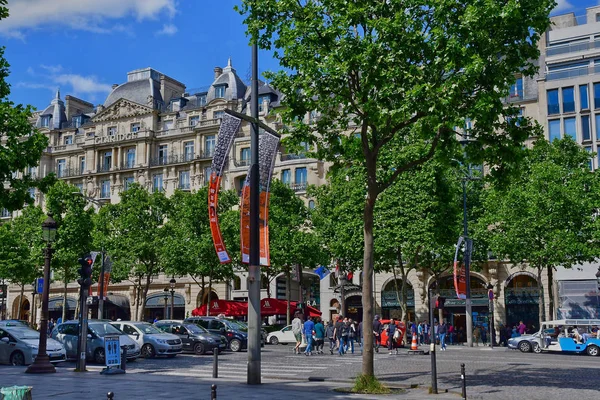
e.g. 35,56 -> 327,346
291,312 -> 361,356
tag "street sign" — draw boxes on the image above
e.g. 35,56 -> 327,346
36,278 -> 43,295
104,335 -> 121,368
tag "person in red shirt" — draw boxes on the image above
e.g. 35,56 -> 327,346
518,321 -> 527,335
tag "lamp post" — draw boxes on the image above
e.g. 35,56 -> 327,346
31,287 -> 37,328
163,288 -> 169,320
169,278 -> 176,320
487,283 -> 494,349
26,214 -> 57,374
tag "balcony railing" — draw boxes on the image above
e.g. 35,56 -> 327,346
233,159 -> 251,168
290,182 -> 307,192
546,40 -> 600,57
97,163 -> 112,173
545,65 -> 600,81
56,167 -> 85,178
281,153 -> 307,161
120,162 -> 137,170
199,150 -> 215,159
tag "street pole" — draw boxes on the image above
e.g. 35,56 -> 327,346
488,285 -> 494,349
98,248 -> 105,319
247,39 -> 262,385
429,289 -> 438,394
26,242 -> 56,373
75,283 -> 89,372
163,289 -> 168,320
463,178 -> 473,348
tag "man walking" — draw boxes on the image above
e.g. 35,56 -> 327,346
387,318 -> 398,355
373,315 -> 383,353
439,320 -> 448,351
314,317 -> 325,354
292,312 -> 303,354
326,320 -> 336,354
303,317 -> 315,356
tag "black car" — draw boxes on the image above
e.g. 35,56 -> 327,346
185,317 -> 248,352
154,320 -> 226,355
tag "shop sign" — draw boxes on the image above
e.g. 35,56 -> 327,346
381,291 -> 414,308
95,132 -> 138,144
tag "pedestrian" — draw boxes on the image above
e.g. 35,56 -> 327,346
387,318 -> 398,355
373,315 -> 383,353
473,325 -> 481,346
448,323 -> 454,345
292,312 -> 303,355
424,321 -> 430,344
47,318 -> 55,337
314,317 -> 325,354
326,320 -> 336,354
416,322 -> 423,345
439,320 -> 447,351
347,318 -> 356,354
334,316 -> 344,354
518,320 -> 527,335
303,316 -> 315,356
481,325 -> 487,346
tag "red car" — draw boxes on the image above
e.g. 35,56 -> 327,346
380,319 -> 406,348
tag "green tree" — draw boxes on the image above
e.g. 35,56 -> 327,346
0,206 -> 45,319
478,138 -> 600,326
93,184 -> 169,321
0,1 -> 52,212
161,187 -> 239,314
239,0 -> 553,376
45,181 -> 95,321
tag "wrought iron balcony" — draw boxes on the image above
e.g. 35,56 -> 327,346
149,154 -> 194,167
233,159 -> 251,168
290,182 -> 307,192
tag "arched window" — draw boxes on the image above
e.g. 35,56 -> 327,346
308,200 -> 315,209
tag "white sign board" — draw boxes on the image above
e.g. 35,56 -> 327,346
104,335 -> 121,367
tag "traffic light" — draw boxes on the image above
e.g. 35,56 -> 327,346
434,295 -> 446,309
77,254 -> 94,287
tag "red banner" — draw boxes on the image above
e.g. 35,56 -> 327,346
453,236 -> 467,299
96,272 -> 110,298
209,173 -> 231,263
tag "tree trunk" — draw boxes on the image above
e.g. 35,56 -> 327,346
17,284 -> 24,320
134,276 -> 142,321
537,266 -> 546,329
361,192 -> 376,378
62,279 -> 68,322
286,269 -> 291,325
547,267 -> 554,320
139,268 -> 153,321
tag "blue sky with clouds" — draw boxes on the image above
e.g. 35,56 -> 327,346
0,0 -> 596,110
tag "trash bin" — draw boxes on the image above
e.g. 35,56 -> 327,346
0,386 -> 32,400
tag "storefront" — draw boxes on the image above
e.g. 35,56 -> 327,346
380,279 -> 415,322
504,272 -> 539,330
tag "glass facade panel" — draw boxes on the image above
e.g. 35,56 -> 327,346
564,117 -> 576,139
562,87 -> 575,113
594,83 -> 600,109
549,119 -> 561,141
547,89 -> 560,115
582,115 -> 591,141
101,180 -> 110,198
580,84 -> 589,110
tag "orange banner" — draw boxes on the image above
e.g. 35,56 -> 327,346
240,186 -> 270,266
209,173 -> 231,263
96,272 -> 110,298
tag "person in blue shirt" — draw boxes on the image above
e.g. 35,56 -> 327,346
303,317 -> 315,356
313,318 -> 325,354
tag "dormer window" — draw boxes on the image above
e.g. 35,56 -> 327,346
108,126 -> 117,136
72,116 -> 82,128
64,135 -> 73,145
258,95 -> 271,113
215,86 -> 226,99
40,115 -> 51,128
131,123 -> 140,133
198,94 -> 207,106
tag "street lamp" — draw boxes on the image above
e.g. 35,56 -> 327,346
26,213 -> 57,374
487,283 -> 495,349
169,278 -> 176,320
163,288 -> 169,319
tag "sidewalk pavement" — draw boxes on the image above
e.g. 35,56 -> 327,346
0,366 -> 461,399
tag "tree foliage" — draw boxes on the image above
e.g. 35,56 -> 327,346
478,138 -> 600,325
239,0 -> 554,376
0,1 -> 53,212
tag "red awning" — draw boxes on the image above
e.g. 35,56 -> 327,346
261,298 -> 322,317
192,299 -> 247,317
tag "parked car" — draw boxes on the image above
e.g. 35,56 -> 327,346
380,319 -> 407,348
225,319 -> 266,346
111,321 -> 182,358
266,325 -> 306,347
185,316 -> 248,352
154,320 -> 227,355
0,320 -> 29,328
51,320 -> 140,364
0,325 -> 66,366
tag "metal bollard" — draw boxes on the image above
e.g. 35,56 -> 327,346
213,348 -> 218,378
461,363 -> 467,400
211,384 -> 217,400
107,392 -> 114,400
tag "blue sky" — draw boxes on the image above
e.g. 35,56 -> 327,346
0,0 -> 596,110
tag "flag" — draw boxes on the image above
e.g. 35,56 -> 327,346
314,266 -> 330,280
346,271 -> 353,281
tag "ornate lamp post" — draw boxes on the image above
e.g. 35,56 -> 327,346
26,214 -> 57,373
169,278 -> 176,320
163,288 -> 169,319
487,283 -> 495,349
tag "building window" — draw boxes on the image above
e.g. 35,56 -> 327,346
64,135 -> 73,145
184,141 -> 194,161
564,117 -> 576,140
596,115 -> 600,141
509,77 -> 523,99
0,209 -> 10,218
205,135 -> 215,157
40,116 -> 50,128
549,119 -> 561,141
179,171 -> 190,190
198,94 -> 207,106
582,115 -> 591,141
57,159 -> 66,178
585,146 -> 593,170
215,86 -> 226,98
594,83 -> 600,110
580,84 -> 589,110
258,95 -> 270,112
163,120 -> 174,130
75,183 -> 83,193
241,147 -> 250,162
214,111 -> 224,120
547,89 -> 560,115
189,116 -> 199,127
562,87 -> 575,113
153,174 -> 163,193
308,200 -> 315,209
107,126 -> 117,136
131,123 -> 140,133
125,148 -> 136,168
124,177 -> 135,191
281,169 -> 291,185
233,276 -> 241,291
101,180 -> 110,199
28,188 -> 35,200
103,151 -> 112,170
72,116 -> 82,128
204,167 -> 212,185
295,167 -> 307,184
158,145 -> 168,164
79,157 -> 86,174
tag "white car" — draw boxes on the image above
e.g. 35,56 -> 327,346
0,325 -> 66,366
267,325 -> 307,346
111,321 -> 182,358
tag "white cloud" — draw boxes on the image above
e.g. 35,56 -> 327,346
15,82 -> 55,91
155,23 -> 177,36
52,74 -> 113,94
0,0 -> 176,38
553,0 -> 573,13
40,64 -> 63,74
18,65 -> 113,98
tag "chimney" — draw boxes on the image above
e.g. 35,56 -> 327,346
112,84 -> 119,89
214,67 -> 223,79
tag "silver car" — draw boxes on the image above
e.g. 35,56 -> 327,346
0,325 -> 66,366
51,320 -> 140,364
111,321 -> 182,358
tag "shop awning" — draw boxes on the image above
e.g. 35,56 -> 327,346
48,297 -> 76,311
145,293 -> 184,309
192,298 -> 322,318
106,294 -> 131,309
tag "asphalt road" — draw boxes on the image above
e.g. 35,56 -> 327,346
50,342 -> 600,399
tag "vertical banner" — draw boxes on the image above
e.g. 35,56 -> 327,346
208,114 -> 242,263
240,131 -> 280,266
96,255 -> 113,298
453,236 -> 467,299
